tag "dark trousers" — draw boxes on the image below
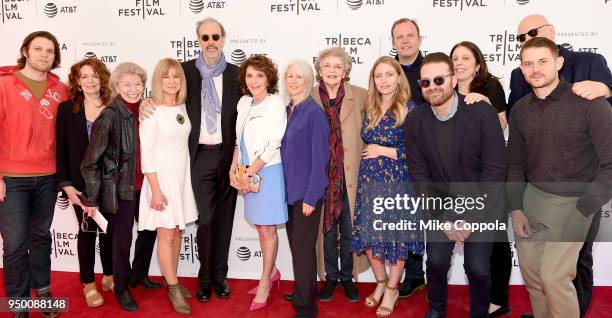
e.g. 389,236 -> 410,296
323,186 -> 353,282
426,231 -> 493,318
287,200 -> 323,318
489,231 -> 512,307
192,146 -> 237,287
110,198 -> 135,292
0,175 -> 56,297
575,210 -> 601,317
130,191 -> 157,282
73,204 -> 113,284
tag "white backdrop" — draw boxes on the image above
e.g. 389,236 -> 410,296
1,0 -> 611,285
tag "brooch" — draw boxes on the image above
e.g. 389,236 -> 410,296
176,114 -> 185,124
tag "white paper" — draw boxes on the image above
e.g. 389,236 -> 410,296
91,209 -> 108,233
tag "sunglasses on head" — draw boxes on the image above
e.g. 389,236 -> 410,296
517,24 -> 550,42
201,33 -> 221,42
418,74 -> 453,88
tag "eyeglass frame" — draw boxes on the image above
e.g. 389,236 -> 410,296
418,74 -> 454,88
201,33 -> 221,42
80,212 -> 99,233
517,24 -> 551,43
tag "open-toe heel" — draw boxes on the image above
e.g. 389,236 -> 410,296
364,276 -> 388,308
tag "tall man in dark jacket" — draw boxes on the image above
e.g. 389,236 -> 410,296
404,53 -> 507,318
390,17 -> 427,298
183,17 -> 241,302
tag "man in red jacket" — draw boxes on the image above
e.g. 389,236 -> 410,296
0,31 -> 68,318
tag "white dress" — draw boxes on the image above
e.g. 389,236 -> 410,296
138,104 -> 198,230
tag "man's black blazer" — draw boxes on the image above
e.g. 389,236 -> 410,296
403,95 -> 507,224
181,59 -> 241,164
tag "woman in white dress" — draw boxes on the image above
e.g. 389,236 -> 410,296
138,58 -> 198,314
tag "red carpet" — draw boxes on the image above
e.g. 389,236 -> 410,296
1,270 -> 611,317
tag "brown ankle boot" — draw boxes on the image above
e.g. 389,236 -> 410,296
168,285 -> 191,314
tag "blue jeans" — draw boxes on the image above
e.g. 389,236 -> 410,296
0,175 -> 57,297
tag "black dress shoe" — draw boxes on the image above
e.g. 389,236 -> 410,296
196,285 -> 212,302
399,278 -> 426,298
283,292 -> 294,302
129,276 -> 162,289
340,280 -> 360,302
214,280 -> 231,299
489,306 -> 511,317
37,291 -> 60,318
13,312 -> 29,318
115,289 -> 139,312
519,313 -> 534,318
318,280 -> 337,302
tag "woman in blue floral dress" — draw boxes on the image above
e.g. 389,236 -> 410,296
352,56 -> 424,317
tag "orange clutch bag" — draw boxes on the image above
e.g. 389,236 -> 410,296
235,165 -> 262,193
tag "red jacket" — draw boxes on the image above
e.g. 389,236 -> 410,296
0,66 -> 68,174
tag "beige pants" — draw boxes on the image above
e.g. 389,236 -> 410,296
515,184 -> 593,318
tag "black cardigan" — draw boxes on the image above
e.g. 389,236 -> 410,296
56,100 -> 90,192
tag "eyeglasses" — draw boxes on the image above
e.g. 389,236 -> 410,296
80,212 -> 98,233
517,24 -> 550,42
418,74 -> 453,88
201,33 -> 221,42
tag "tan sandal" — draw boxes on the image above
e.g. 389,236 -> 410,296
365,276 -> 388,308
101,275 -> 114,292
83,282 -> 104,308
376,284 -> 399,317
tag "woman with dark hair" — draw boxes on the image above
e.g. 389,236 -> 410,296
230,55 -> 288,311
80,62 -> 147,312
56,58 -> 114,308
450,41 -> 511,317
450,41 -> 508,131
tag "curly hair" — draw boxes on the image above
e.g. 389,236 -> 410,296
67,58 -> 111,113
237,54 -> 278,96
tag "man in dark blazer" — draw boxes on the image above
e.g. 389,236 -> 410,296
182,17 -> 240,302
403,53 -> 507,318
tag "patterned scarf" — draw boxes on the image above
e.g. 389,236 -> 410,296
319,81 -> 346,233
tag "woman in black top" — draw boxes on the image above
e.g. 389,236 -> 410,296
451,41 -> 508,131
450,41 -> 511,317
56,58 -> 113,308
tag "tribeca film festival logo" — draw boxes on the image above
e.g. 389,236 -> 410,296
1,0 -> 30,23
345,0 -> 385,10
483,30 -> 521,66
42,2 -> 77,18
432,0 -> 486,10
270,0 -> 321,15
179,232 -> 198,263
118,0 -> 166,19
320,33 -> 372,65
52,229 -> 77,258
187,0 -> 226,13
170,36 -> 201,62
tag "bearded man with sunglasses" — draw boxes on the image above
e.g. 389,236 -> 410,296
404,52 -> 507,318
506,14 -> 612,318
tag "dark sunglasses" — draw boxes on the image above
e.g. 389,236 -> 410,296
201,33 -> 221,42
80,212 -> 98,233
418,74 -> 453,88
517,24 -> 550,42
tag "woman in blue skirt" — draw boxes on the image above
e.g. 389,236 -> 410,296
230,55 -> 288,311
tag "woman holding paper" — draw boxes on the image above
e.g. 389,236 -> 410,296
55,57 -> 114,308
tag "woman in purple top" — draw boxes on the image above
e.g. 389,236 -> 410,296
281,59 -> 330,318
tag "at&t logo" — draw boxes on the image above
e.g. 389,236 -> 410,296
560,42 -> 599,53
516,0 -> 529,5
83,52 -> 117,63
270,0 -> 321,15
187,0 -> 226,12
432,0 -> 486,10
237,246 -> 251,261
231,49 -> 247,64
345,0 -> 385,10
43,2 -> 77,18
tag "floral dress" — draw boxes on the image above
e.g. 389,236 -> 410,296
351,102 -> 424,264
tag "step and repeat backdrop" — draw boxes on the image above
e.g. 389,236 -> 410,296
1,0 -> 611,285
